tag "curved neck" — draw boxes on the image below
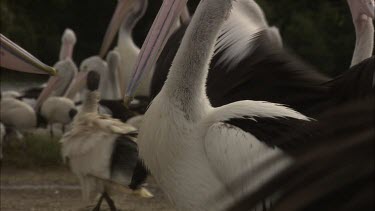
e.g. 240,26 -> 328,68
59,42 -> 74,61
120,1 -> 146,40
351,18 -> 374,67
164,0 -> 233,108
80,91 -> 100,114
99,71 -> 121,100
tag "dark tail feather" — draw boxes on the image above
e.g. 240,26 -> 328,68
329,56 -> 374,103
227,99 -> 374,211
129,160 -> 149,190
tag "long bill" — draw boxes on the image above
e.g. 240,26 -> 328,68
100,0 -> 133,58
124,0 -> 187,104
0,34 -> 56,76
34,75 -> 62,111
63,71 -> 89,99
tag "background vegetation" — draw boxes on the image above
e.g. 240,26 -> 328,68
0,0 -> 366,80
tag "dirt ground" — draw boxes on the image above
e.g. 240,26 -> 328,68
0,166 -> 176,211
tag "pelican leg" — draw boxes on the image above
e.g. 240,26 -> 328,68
103,192 -> 116,211
92,193 -> 105,211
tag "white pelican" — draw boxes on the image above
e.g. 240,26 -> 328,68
64,56 -> 107,101
40,96 -> 77,134
100,0 -> 149,97
126,0 -> 311,210
0,96 -> 38,132
33,29 -> 78,133
60,71 -> 152,210
151,0 -> 374,118
34,29 -> 78,111
100,50 -> 140,121
100,0 -> 192,98
0,34 -> 56,133
100,51 -> 122,101
229,99 -> 374,211
65,55 -> 138,122
33,60 -> 78,135
16,28 -> 77,102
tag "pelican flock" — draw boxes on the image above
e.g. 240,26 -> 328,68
1,0 -> 374,210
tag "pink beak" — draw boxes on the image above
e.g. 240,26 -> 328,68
348,0 -> 375,21
0,34 -> 56,75
125,0 -> 187,99
34,76 -> 62,110
63,71 -> 89,99
100,0 -> 132,58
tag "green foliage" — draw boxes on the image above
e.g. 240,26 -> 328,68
0,0 -> 365,78
257,0 -> 357,75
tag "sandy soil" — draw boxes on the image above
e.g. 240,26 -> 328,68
0,166 -> 176,211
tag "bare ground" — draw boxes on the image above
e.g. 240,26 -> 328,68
0,166 -> 175,211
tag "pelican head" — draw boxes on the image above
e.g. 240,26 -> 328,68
347,0 -> 375,22
100,0 -> 148,57
0,34 -> 56,75
59,28 -> 77,61
80,56 -> 108,75
64,56 -> 108,99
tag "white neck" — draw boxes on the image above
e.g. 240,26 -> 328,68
117,31 -> 140,94
99,72 -> 121,100
59,42 -> 73,61
100,58 -> 122,100
164,0 -> 234,112
351,18 -> 374,67
79,91 -> 99,115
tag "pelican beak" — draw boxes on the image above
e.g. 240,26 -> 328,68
348,0 -> 375,21
34,76 -> 62,110
64,71 -> 89,99
100,0 -> 133,58
0,34 -> 57,76
59,29 -> 77,61
125,0 -> 187,100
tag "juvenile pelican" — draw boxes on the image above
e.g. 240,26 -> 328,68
60,71 -> 152,210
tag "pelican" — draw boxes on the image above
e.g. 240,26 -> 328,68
229,99 -> 375,211
60,71 -> 152,211
151,0 -> 374,118
1,96 -> 38,132
33,28 -> 77,103
100,51 -> 122,102
126,0 -> 312,210
16,28 -> 78,102
33,60 -> 78,135
100,0 -> 191,99
0,34 -> 56,133
65,55 -> 137,122
100,0 -> 149,97
64,56 -> 107,101
99,50 -> 139,121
